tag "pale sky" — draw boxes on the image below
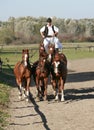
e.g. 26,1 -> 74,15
0,0 -> 94,21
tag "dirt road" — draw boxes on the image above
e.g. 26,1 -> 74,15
6,58 -> 94,130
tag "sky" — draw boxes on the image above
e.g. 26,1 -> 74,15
0,0 -> 94,21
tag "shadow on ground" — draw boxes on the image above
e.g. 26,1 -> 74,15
67,71 -> 94,82
64,86 -> 94,103
29,92 -> 51,130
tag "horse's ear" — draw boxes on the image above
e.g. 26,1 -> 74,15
22,49 -> 24,53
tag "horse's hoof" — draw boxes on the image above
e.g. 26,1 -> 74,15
19,95 -> 22,100
61,98 -> 65,102
55,95 -> 58,101
43,96 -> 47,101
23,94 -> 26,98
25,96 -> 30,102
26,98 -> 29,102
40,97 -> 44,101
55,99 -> 58,102
35,96 -> 40,101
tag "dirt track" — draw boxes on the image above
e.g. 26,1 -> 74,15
6,58 -> 94,130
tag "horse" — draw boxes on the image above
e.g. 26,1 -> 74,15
14,49 -> 32,101
32,43 -> 48,82
35,55 -> 50,100
51,52 -> 67,101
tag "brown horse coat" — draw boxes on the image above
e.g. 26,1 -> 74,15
35,56 -> 50,100
51,52 -> 67,101
14,49 -> 32,101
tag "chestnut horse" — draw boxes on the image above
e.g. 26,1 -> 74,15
14,49 -> 32,101
32,43 -> 48,82
35,55 -> 50,100
50,50 -> 67,101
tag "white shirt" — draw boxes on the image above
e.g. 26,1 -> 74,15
40,25 -> 59,36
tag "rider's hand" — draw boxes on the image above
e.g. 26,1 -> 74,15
52,33 -> 55,37
42,35 -> 45,39
53,32 -> 58,37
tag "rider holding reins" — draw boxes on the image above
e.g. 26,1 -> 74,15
40,17 -> 62,53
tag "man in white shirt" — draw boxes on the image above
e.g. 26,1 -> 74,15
40,18 -> 62,53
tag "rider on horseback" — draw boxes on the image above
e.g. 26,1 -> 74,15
40,17 -> 62,53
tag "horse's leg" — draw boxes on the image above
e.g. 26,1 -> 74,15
51,80 -> 57,97
22,79 -> 27,98
60,78 -> 65,102
43,78 -> 48,100
16,78 -> 22,100
50,74 -> 53,83
61,89 -> 64,102
36,77 -> 41,98
55,80 -> 59,101
55,89 -> 58,101
40,80 -> 44,97
55,88 -> 59,101
25,77 -> 31,101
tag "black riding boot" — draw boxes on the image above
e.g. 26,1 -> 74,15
55,48 -> 59,53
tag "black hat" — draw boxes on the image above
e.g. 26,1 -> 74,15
47,18 -> 52,23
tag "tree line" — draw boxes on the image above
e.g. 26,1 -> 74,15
0,16 -> 94,45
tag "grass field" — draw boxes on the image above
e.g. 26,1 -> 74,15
0,42 -> 94,129
0,42 -> 94,73
0,84 -> 9,130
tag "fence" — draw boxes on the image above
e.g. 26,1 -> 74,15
63,45 -> 94,52
0,44 -> 94,68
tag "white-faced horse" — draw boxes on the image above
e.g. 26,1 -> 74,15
14,49 -> 32,101
51,52 -> 67,101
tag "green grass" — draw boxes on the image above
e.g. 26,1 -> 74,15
0,111 -> 9,130
0,84 -> 10,105
63,49 -> 94,60
1,43 -> 94,67
0,84 -> 10,130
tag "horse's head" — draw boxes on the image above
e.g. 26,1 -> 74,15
51,53 -> 62,75
54,53 -> 61,62
38,56 -> 49,73
39,43 -> 46,56
48,44 -> 55,55
39,56 -> 46,67
22,49 -> 29,66
39,43 -> 48,60
48,44 -> 55,62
